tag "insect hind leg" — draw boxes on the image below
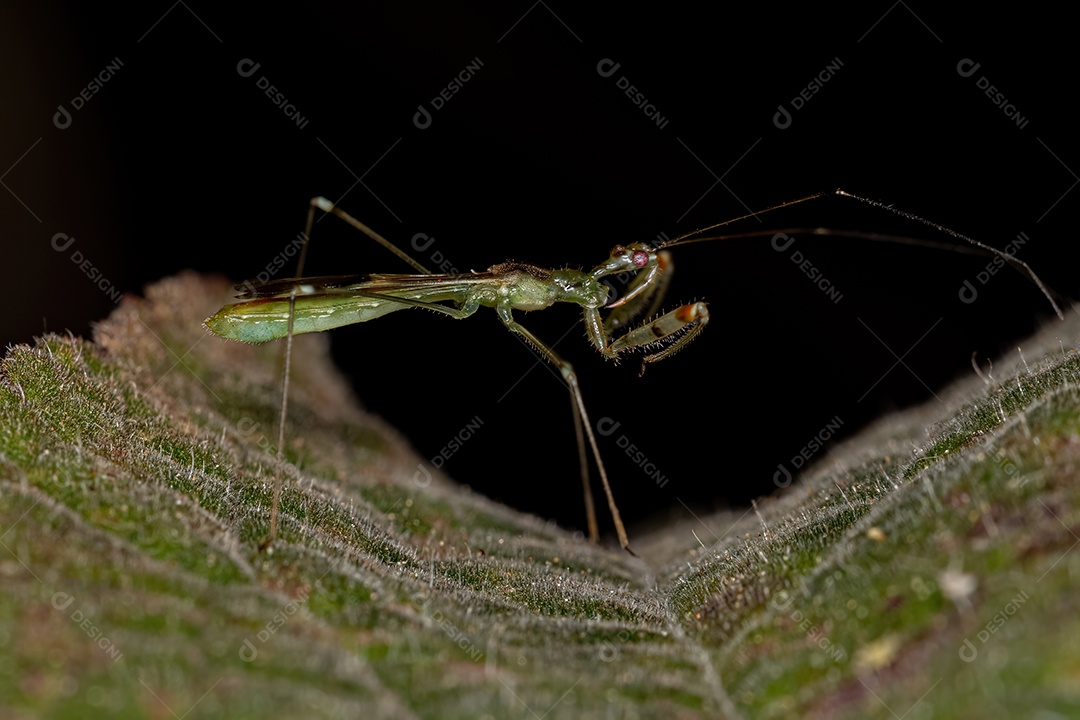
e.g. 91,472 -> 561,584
301,196 -> 431,276
264,197 -> 431,549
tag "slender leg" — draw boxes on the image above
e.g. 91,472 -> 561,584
263,198 -> 435,548
496,305 -> 635,554
264,289 -> 297,548
569,391 -> 599,542
303,196 -> 430,275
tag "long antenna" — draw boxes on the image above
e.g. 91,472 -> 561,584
658,188 -> 1064,320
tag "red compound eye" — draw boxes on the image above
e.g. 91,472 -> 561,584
632,250 -> 649,267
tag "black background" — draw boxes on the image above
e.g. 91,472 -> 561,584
2,3 -> 1076,538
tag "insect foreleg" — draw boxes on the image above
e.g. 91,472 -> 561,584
604,251 -> 673,334
606,302 -> 710,376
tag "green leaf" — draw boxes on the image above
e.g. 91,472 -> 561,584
2,272 -> 1078,718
